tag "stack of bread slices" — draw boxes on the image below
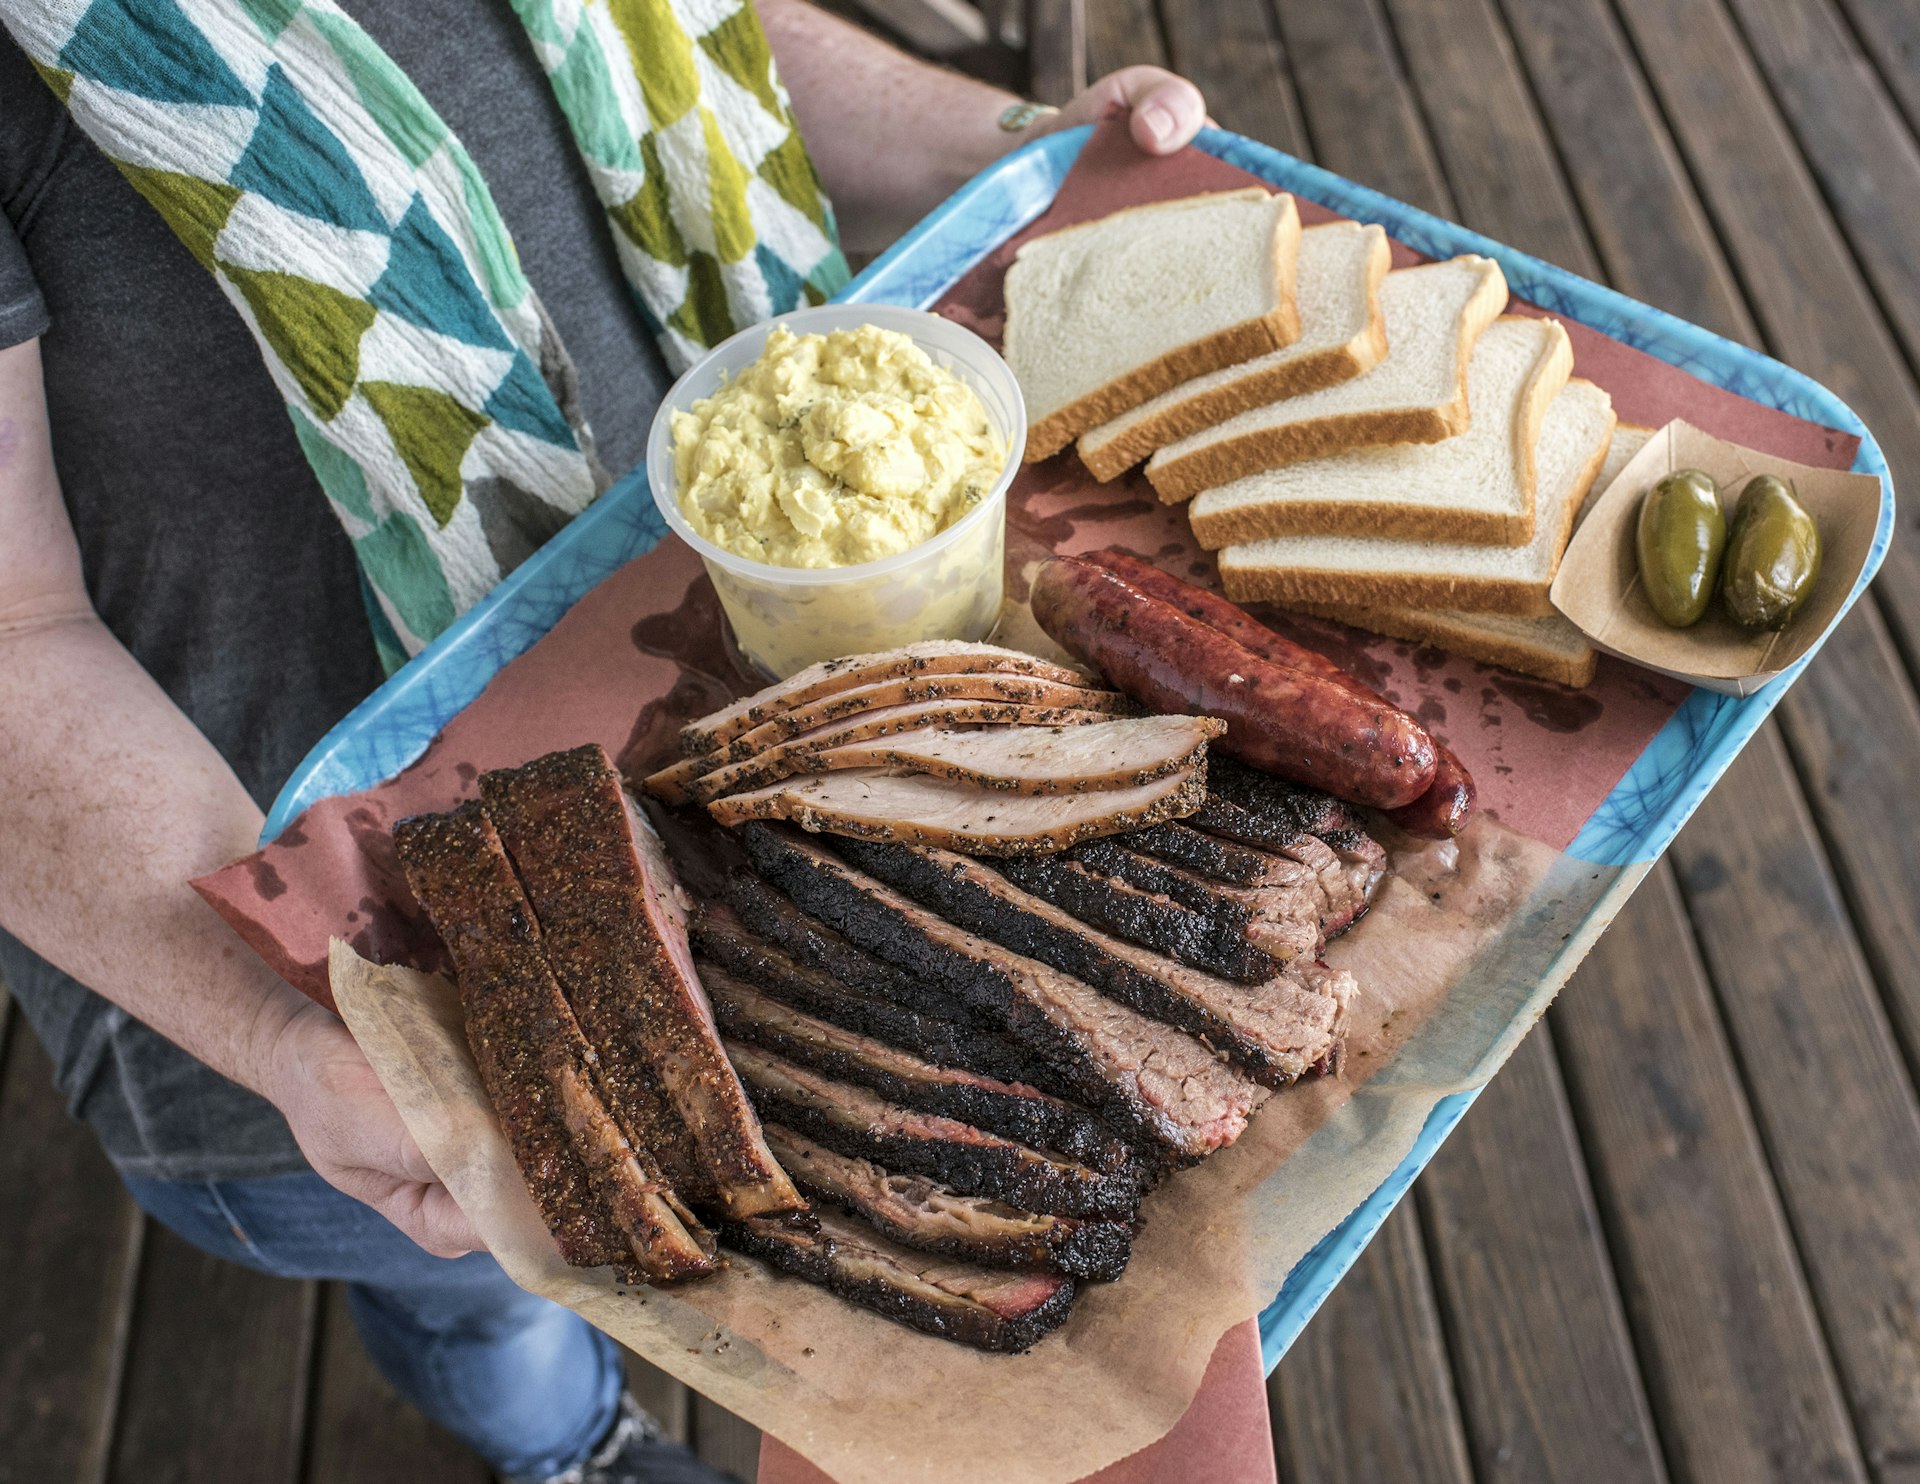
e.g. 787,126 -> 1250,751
1002,190 -> 1638,688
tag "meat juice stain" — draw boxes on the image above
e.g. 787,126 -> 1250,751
247,857 -> 288,901
454,761 -> 478,785
1011,492 -> 1154,551
1488,672 -> 1604,733
622,577 -> 742,776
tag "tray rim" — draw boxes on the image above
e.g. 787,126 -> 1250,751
260,125 -> 1896,1376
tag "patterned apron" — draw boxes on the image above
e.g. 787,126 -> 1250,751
2,0 -> 850,667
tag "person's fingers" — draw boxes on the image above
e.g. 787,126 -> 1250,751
410,1181 -> 487,1258
1125,76 -> 1207,154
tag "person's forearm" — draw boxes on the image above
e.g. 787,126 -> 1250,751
0,610 -> 308,1098
759,0 -> 1018,251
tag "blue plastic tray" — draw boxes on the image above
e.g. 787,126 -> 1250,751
267,127 -> 1895,1374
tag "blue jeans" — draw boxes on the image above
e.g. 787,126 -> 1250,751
121,1169 -> 623,1481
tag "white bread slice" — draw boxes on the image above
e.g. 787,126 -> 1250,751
1284,601 -> 1602,688
1217,375 -> 1616,616
1188,315 -> 1573,550
1287,424 -> 1655,687
1147,254 -> 1509,501
1004,189 -> 1303,461
1075,222 -> 1392,482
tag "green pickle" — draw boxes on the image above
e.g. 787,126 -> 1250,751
1721,474 -> 1821,630
1636,468 -> 1725,627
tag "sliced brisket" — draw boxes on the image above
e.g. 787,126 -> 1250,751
1205,758 -> 1355,838
704,965 -> 1130,1171
995,852 -> 1289,980
833,838 -> 1344,1088
723,1208 -> 1077,1353
740,825 -> 1265,1161
480,746 -> 802,1220
726,1039 -> 1142,1219
1064,839 -> 1323,962
708,765 -> 1207,855
707,877 -> 977,1030
1125,821 -> 1282,886
1318,828 -> 1391,936
393,804 -> 718,1282
764,1126 -> 1131,1282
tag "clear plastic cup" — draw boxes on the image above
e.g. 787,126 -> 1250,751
646,304 -> 1025,680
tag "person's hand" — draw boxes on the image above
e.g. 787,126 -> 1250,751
1028,66 -> 1210,156
264,998 -> 486,1258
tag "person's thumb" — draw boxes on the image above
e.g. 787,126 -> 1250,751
1055,66 -> 1207,154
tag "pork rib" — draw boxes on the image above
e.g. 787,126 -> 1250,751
834,838 -> 1348,1088
704,965 -> 1129,1170
764,1125 -> 1131,1282
680,641 -> 1104,755
726,1039 -> 1143,1220
740,825 -> 1266,1161
480,746 -> 803,1219
393,804 -> 718,1281
723,1208 -> 1077,1353
708,765 -> 1207,855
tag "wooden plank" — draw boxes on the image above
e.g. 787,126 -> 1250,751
1830,0 -> 1920,147
626,1353 -> 693,1444
1494,0 -> 1754,337
1772,603 -> 1920,1079
846,0 -> 989,54
0,1024 -> 143,1484
1416,1033 -> 1669,1484
1267,0 -> 1453,213
106,1224 -> 316,1484
1608,0 -> 1920,669
1403,0 -> 1920,1468
1500,0 -> 1920,1320
303,1284 -> 489,1484
1024,0 -> 1086,104
1397,0 -> 1920,1466
1082,0 -> 1166,77
1158,0 -> 1309,156
1383,0 -> 1596,270
693,1395 -> 761,1482
1553,866 -> 1870,1484
1668,726 -> 1920,1480
1279,6 -> 1674,1478
1721,0 -> 1920,381
1269,1206 -> 1475,1484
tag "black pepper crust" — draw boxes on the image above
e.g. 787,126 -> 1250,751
480,745 -> 803,1220
392,804 -> 717,1281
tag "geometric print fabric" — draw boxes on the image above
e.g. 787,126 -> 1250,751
2,0 -> 848,665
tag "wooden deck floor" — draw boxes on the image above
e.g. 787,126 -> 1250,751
6,2 -> 1920,1481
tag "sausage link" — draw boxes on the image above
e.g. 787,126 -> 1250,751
1385,743 -> 1476,839
1031,558 -> 1437,810
1085,549 -> 1477,837
1084,549 -> 1359,687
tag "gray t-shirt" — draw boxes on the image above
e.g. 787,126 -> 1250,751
0,0 -> 673,1180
